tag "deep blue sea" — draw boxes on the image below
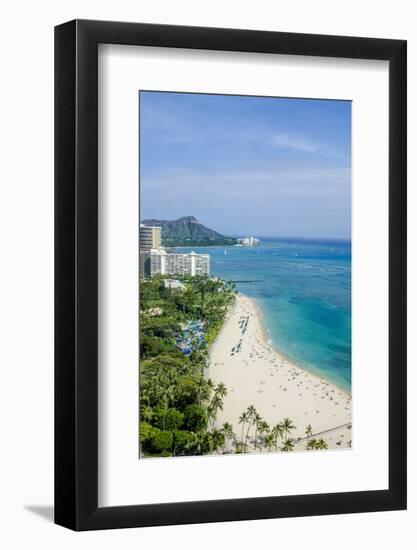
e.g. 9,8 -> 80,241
177,238 -> 351,393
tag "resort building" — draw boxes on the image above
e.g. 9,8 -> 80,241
140,248 -> 210,278
139,223 -> 210,279
236,236 -> 261,246
165,250 -> 210,277
139,224 -> 161,250
139,249 -> 151,279
139,225 -> 161,279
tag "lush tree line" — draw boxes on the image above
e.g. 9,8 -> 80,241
163,237 -> 238,247
139,275 -> 237,457
139,275 -> 329,457
234,408 -> 328,453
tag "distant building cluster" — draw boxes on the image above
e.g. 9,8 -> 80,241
236,236 -> 261,246
139,225 -> 210,279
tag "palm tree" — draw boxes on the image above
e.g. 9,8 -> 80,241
305,424 -> 313,441
257,420 -> 270,451
143,376 -> 164,408
210,429 -> 225,452
193,431 -> 212,455
247,405 -> 257,419
224,280 -> 237,294
306,438 -> 317,450
208,392 -> 224,429
272,423 -> 284,451
282,417 -> 296,441
245,405 -> 257,447
215,382 -> 227,400
253,413 -> 262,450
234,441 -> 246,454
221,422 -> 234,453
238,412 -> 249,446
194,376 -> 211,403
212,393 -> 224,413
264,433 -> 275,452
141,405 -> 153,423
206,406 -> 216,431
315,438 -> 328,450
160,384 -> 175,430
281,439 -> 295,452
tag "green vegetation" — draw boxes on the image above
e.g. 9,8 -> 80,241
139,274 -> 237,457
139,275 -> 330,457
142,215 -> 238,247
236,406 -> 298,453
306,438 -> 329,450
234,406 -> 329,454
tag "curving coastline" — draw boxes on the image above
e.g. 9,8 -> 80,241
209,294 -> 352,451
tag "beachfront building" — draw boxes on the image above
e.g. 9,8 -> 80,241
142,249 -> 210,278
139,223 -> 210,279
139,224 -> 161,279
139,224 -> 161,249
140,248 -> 210,279
236,236 -> 261,246
165,250 -> 210,276
139,250 -> 150,279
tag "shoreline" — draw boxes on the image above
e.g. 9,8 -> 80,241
250,295 -> 351,397
208,293 -> 352,451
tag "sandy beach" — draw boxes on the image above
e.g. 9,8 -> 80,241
209,294 -> 352,451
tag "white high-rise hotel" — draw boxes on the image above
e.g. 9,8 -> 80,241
139,225 -> 210,279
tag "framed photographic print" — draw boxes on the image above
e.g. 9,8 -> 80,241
55,20 -> 407,530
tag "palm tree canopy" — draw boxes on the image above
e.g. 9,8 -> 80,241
272,423 -> 284,439
264,433 -> 275,450
239,412 -> 249,424
283,417 -> 296,431
246,405 -> 257,421
316,438 -> 328,449
281,438 -> 295,451
258,420 -> 270,433
306,439 -> 317,450
222,422 -> 234,440
216,382 -> 227,398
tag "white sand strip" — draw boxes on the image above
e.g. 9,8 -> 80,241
209,294 -> 352,451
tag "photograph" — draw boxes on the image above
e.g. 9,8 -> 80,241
138,91 -> 352,458
0,1 -> 409,541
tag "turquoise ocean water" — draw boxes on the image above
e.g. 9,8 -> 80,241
177,239 -> 351,393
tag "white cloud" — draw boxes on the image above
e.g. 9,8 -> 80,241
271,133 -> 324,153
142,166 -> 350,201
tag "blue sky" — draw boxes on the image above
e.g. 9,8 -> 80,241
140,91 -> 351,239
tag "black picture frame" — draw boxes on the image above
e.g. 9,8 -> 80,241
55,19 -> 407,531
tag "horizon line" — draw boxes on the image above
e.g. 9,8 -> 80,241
230,234 -> 351,241
140,217 -> 351,242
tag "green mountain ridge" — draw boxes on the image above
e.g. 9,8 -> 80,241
142,216 -> 237,247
